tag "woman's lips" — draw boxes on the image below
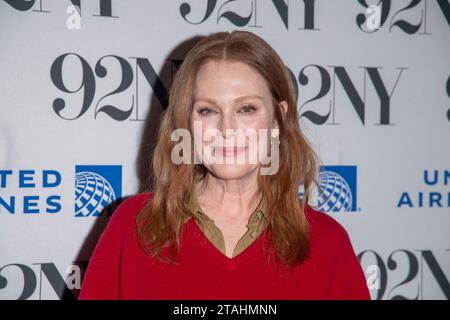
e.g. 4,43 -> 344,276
220,146 -> 247,156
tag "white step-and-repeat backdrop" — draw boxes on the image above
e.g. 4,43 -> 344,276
1,0 -> 449,300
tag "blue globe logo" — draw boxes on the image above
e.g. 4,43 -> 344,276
317,170 -> 353,212
75,171 -> 116,217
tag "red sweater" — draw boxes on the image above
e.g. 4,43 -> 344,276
79,192 -> 370,300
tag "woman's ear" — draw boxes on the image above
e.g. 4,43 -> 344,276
279,101 -> 288,119
273,100 -> 288,128
273,101 -> 288,129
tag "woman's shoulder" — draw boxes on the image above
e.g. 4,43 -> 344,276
107,191 -> 154,228
118,191 -> 154,213
304,204 -> 354,249
304,205 -> 370,299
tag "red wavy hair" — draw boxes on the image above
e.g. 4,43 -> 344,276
136,30 -> 320,269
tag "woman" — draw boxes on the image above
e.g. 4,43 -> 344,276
79,30 -> 370,300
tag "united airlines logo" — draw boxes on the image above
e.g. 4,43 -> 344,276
397,169 -> 449,209
74,165 -> 122,217
317,166 -> 357,212
299,165 -> 358,213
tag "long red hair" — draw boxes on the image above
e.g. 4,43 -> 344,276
136,30 -> 320,268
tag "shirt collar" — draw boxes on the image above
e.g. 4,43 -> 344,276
185,185 -> 268,222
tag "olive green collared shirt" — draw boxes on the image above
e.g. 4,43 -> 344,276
185,187 -> 268,258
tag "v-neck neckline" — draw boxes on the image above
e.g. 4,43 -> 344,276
187,218 -> 265,268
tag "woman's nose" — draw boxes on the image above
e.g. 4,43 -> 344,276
219,114 -> 237,138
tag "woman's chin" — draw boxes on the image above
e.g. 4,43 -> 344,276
207,164 -> 258,179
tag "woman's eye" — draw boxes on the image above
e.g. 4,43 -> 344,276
198,107 -> 215,115
239,105 -> 256,113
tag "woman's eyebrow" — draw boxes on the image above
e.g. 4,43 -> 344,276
193,95 -> 263,104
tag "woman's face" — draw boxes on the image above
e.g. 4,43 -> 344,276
191,59 -> 282,180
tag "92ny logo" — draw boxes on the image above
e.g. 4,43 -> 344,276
356,0 -> 450,34
179,0 -> 318,30
360,249 -> 450,300
178,0 -> 450,34
2,0 -> 118,31
0,261 -> 87,300
50,54 -> 170,121
2,0 -> 117,17
50,53 -> 405,126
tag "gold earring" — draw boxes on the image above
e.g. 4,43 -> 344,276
271,128 -> 280,145
271,136 -> 280,145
